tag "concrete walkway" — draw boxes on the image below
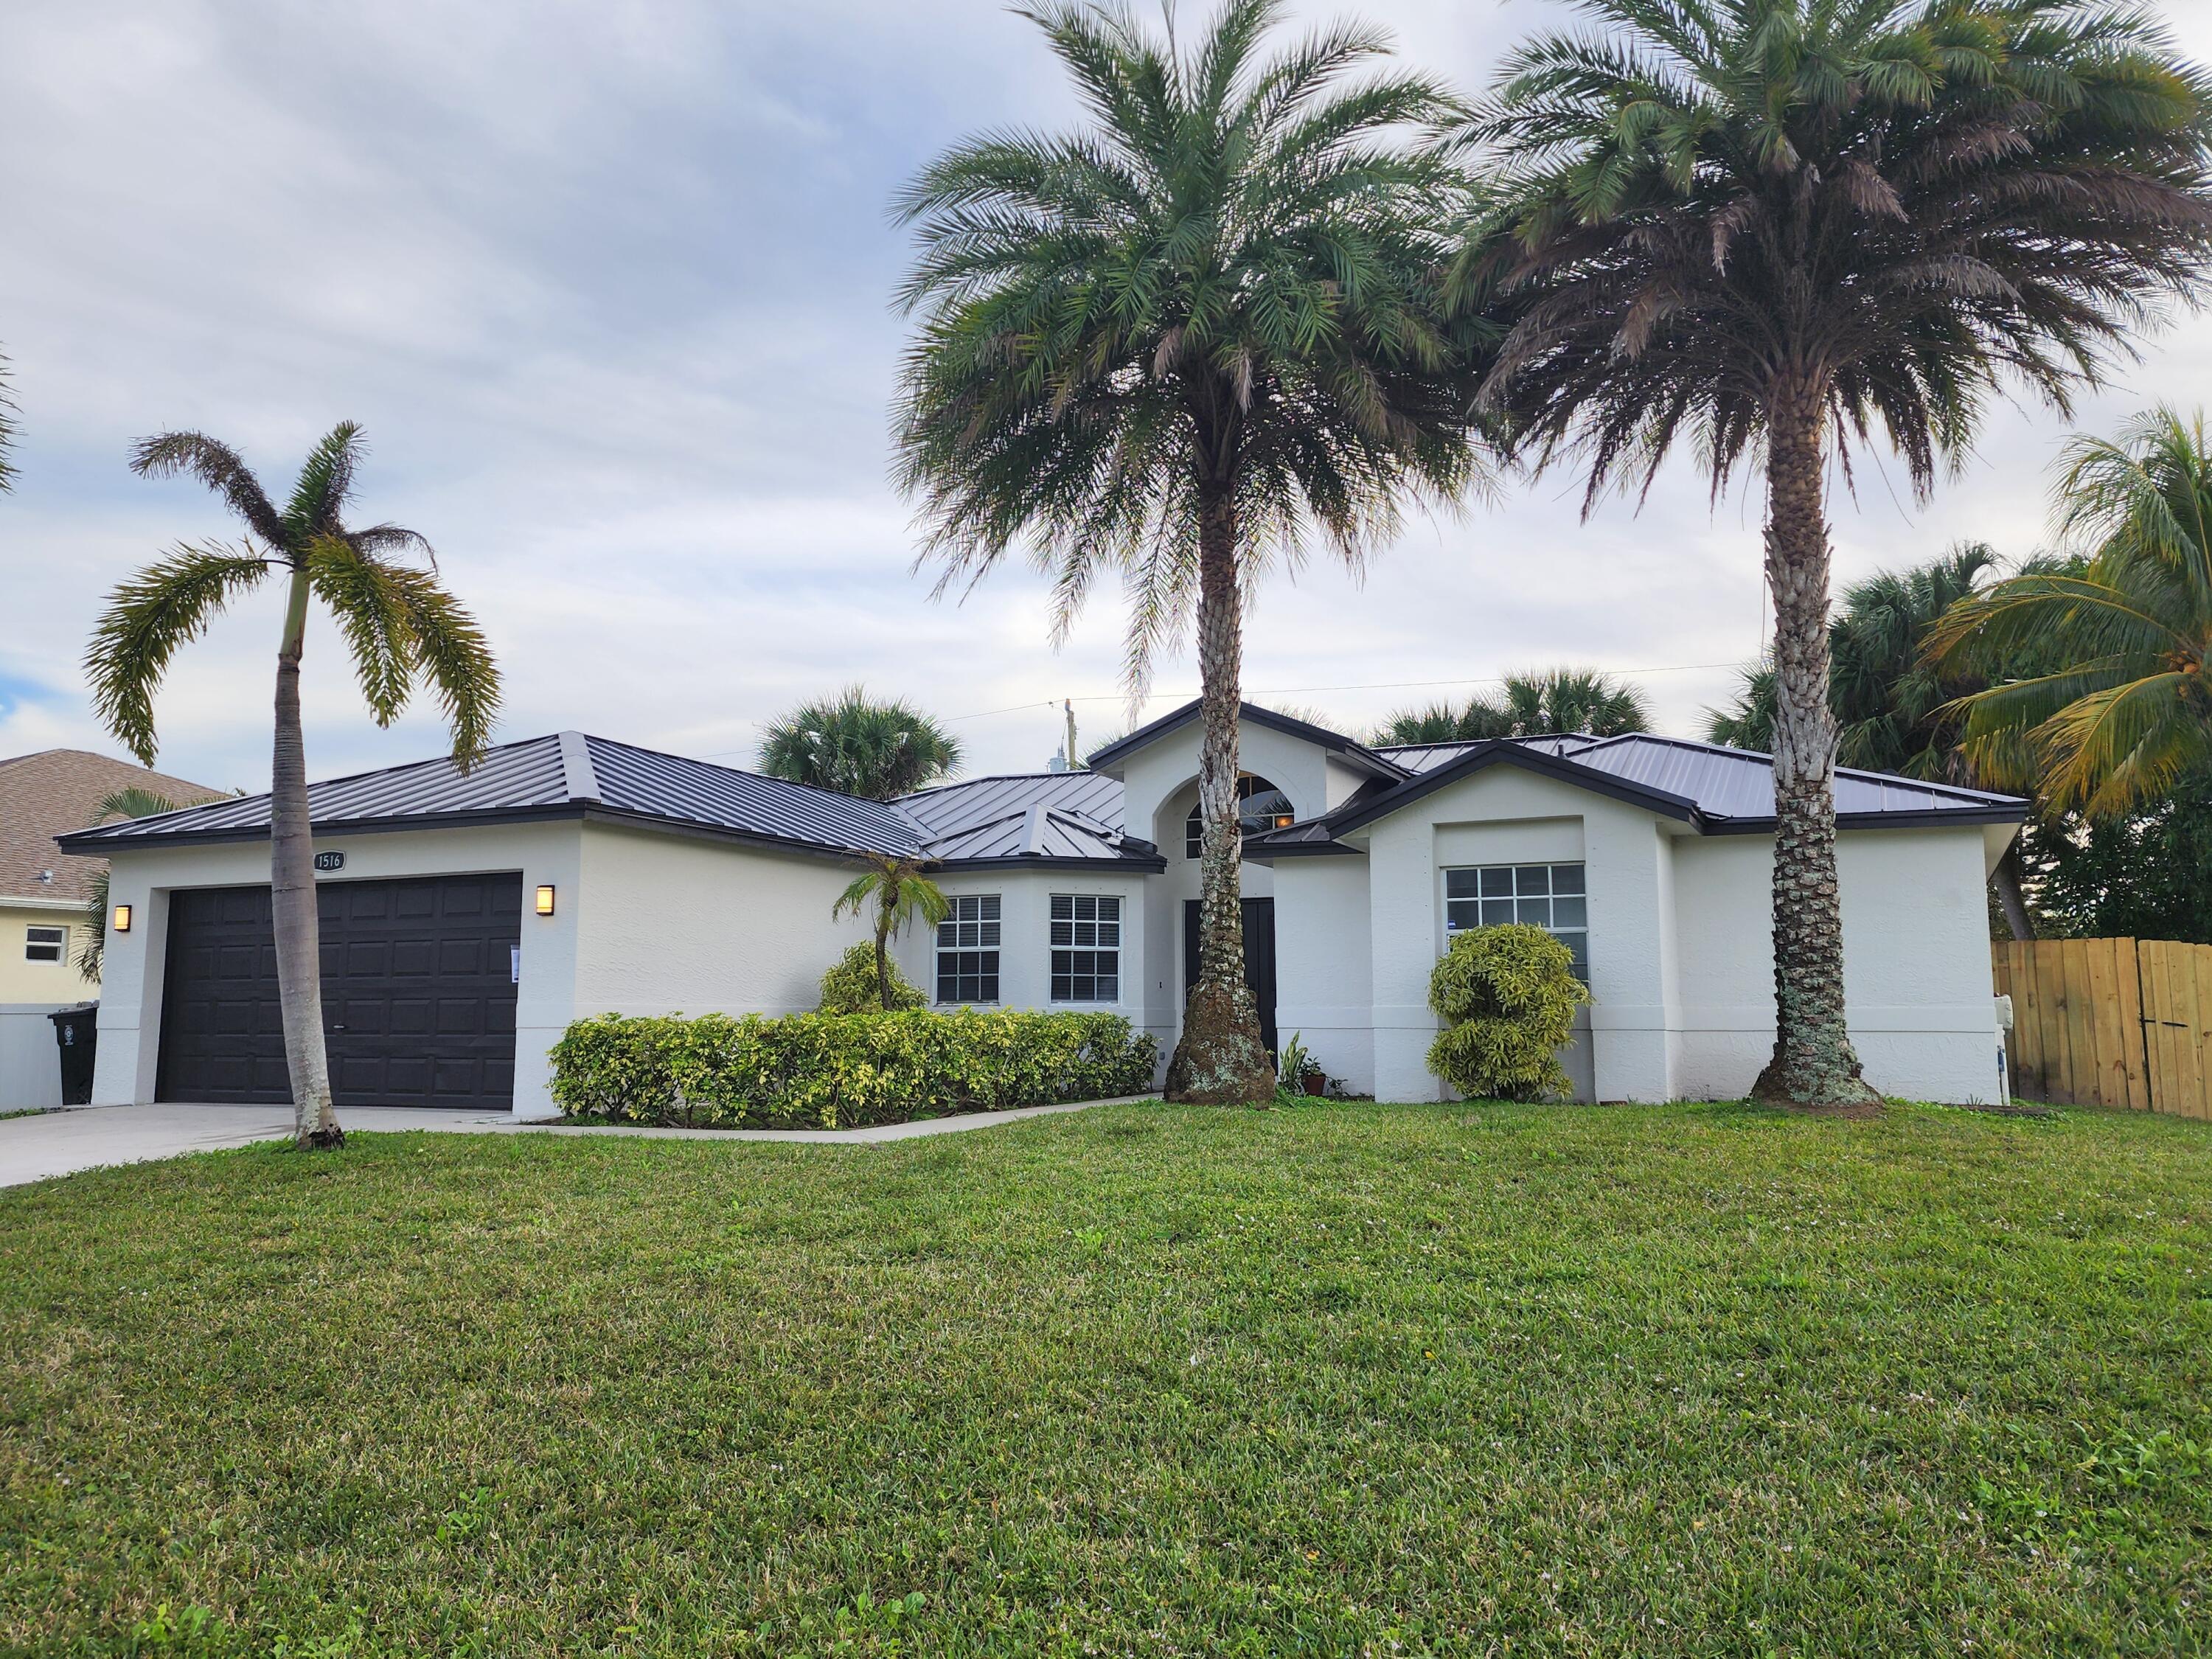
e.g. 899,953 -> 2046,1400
0,1095 -> 1155,1191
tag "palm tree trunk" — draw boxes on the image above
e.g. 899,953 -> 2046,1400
271,563 -> 341,1147
1993,841 -> 2034,942
1750,380 -> 1881,1112
1163,481 -> 1274,1104
875,918 -> 893,1012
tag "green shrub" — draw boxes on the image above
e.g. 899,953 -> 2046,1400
549,1008 -> 1158,1129
1425,924 -> 1588,1102
816,942 -> 927,1013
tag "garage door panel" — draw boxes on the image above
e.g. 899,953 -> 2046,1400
158,874 -> 523,1110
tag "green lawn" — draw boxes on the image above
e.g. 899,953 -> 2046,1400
3,1102 -> 2209,1657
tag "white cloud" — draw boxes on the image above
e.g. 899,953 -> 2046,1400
5,0 -> 2211,790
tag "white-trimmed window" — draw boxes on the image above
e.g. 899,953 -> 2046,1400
1444,863 -> 1588,979
936,895 -> 1001,1004
24,925 -> 66,964
1050,894 -> 1120,1002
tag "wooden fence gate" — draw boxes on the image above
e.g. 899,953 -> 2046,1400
1991,938 -> 2212,1119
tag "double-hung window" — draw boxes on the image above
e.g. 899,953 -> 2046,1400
1050,894 -> 1120,1002
1444,863 -> 1588,979
24,925 -> 65,964
935,895 -> 1001,1004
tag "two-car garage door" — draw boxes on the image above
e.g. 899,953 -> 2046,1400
156,874 -> 522,1110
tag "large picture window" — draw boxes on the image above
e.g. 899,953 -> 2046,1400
935,895 -> 1001,1004
1444,863 -> 1588,979
1050,894 -> 1121,1002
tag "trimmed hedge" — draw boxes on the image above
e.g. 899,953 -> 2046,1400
1426,922 -> 1588,1102
548,1008 -> 1159,1130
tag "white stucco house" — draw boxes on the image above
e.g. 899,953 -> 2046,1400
58,702 -> 2023,1119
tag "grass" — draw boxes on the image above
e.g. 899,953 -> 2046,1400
2,1100 -> 2209,1657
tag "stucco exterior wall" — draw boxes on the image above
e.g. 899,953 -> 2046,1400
1271,855 -> 1374,1094
1669,828 -> 2001,1104
89,820 -> 585,1118
0,902 -> 97,1002
569,822 -> 865,1026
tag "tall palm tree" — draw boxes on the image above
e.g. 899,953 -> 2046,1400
1933,406 -> 2212,816
832,854 -> 951,1012
1708,543 -> 2038,935
894,0 -> 1491,1102
758,686 -> 961,799
86,425 -> 500,1149
1457,0 -> 2212,1108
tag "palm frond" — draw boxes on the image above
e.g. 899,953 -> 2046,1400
83,543 -> 274,764
128,433 -> 288,546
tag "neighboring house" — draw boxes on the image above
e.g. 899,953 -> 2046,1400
0,749 -> 224,1001
0,749 -> 223,1110
60,704 -> 2023,1118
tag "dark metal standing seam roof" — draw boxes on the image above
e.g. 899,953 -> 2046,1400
57,732 -> 926,860
894,770 -> 1164,869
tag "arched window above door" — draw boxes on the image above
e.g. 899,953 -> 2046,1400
1185,775 -> 1295,859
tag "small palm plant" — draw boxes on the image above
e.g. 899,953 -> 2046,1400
758,686 -> 961,799
1457,0 -> 2212,1108
832,855 -> 951,1012
86,424 -> 500,1148
1932,407 -> 2212,816
894,0 -> 1491,1102
75,787 -> 189,978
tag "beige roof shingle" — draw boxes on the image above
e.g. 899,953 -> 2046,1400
0,750 -> 227,905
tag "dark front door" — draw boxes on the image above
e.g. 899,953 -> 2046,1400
1183,896 -> 1278,1058
156,873 -> 523,1110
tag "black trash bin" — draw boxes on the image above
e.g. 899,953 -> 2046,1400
49,1004 -> 97,1106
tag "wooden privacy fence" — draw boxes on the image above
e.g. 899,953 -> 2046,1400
1991,938 -> 2212,1120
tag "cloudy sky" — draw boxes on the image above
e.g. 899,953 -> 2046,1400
5,0 -> 2211,793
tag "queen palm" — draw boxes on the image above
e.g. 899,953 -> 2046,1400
894,0 -> 1490,1102
86,425 -> 500,1148
1458,0 -> 2212,1107
1932,407 -> 2212,815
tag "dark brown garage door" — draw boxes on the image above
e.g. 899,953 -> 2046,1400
157,873 -> 523,1109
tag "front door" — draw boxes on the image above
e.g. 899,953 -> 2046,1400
1182,897 -> 1278,1059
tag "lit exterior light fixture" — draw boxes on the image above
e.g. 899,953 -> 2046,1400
535,885 -> 557,917
112,903 -> 132,933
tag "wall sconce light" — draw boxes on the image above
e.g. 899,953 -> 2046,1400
112,903 -> 132,933
535,884 -> 557,917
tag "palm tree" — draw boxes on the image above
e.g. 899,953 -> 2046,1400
1708,543 -> 2039,935
832,855 -> 951,1012
1932,406 -> 2212,817
757,686 -> 961,799
74,787 -> 189,979
0,348 -> 17,492
894,0 -> 1491,1102
1457,0 -> 2212,1108
1377,669 -> 1650,743
86,425 -> 500,1149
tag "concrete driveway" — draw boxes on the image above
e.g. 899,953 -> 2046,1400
0,1095 -> 1150,1189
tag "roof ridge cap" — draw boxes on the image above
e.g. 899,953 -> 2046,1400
557,731 -> 600,804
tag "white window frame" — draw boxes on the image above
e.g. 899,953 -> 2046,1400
24,924 -> 66,965
935,894 -> 1001,1004
1443,863 -> 1588,980
1049,894 -> 1121,1003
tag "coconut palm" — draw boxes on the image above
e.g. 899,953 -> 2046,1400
1380,668 -> 1651,745
86,424 -> 500,1149
758,686 -> 961,799
1456,0 -> 2212,1107
894,0 -> 1492,1102
74,787 -> 188,979
1932,406 -> 2212,817
832,854 -> 951,1012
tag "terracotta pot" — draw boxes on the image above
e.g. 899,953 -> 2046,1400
1298,1065 -> 1327,1096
